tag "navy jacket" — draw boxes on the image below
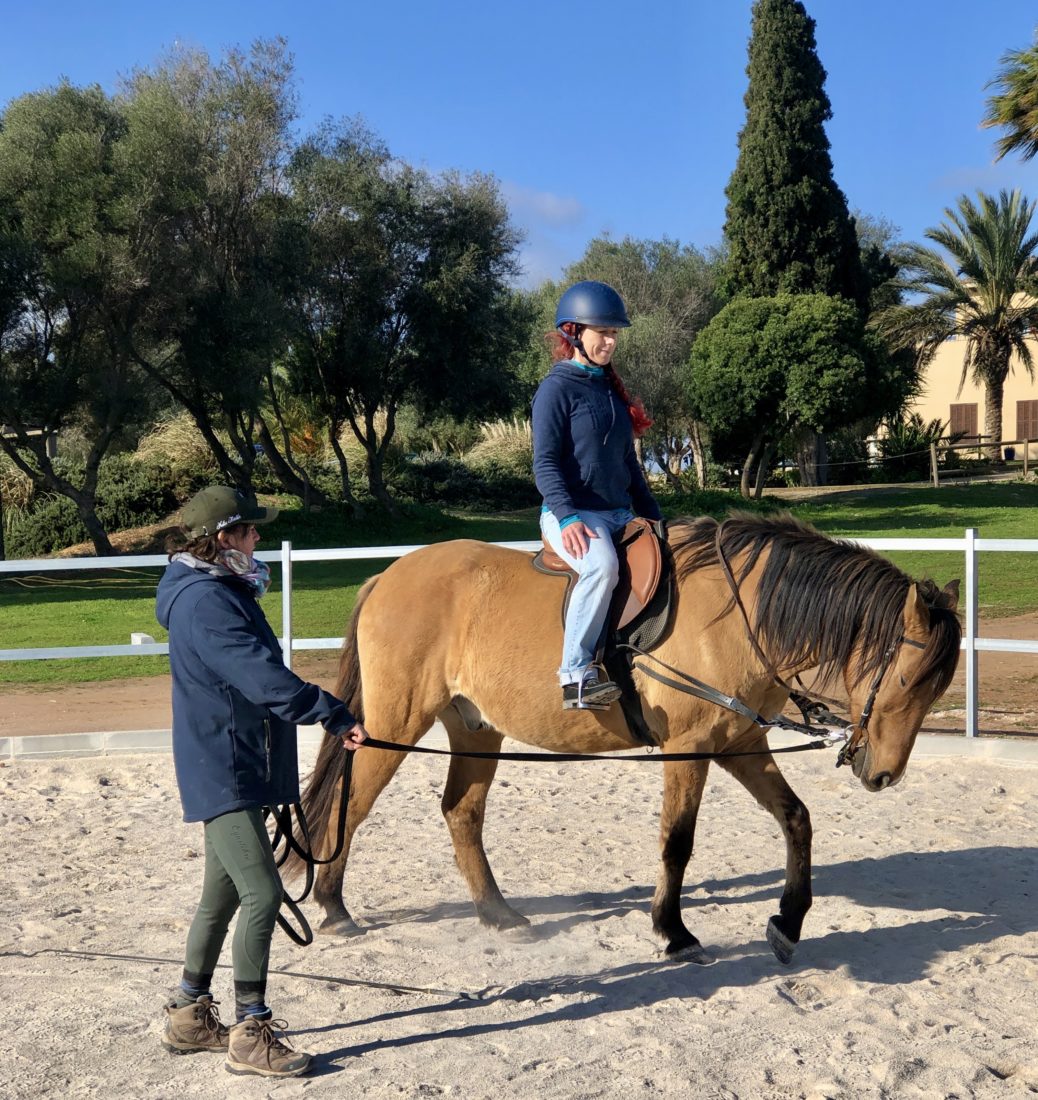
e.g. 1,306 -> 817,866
532,361 -> 661,524
156,561 -> 356,823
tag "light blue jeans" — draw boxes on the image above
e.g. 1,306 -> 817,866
540,507 -> 634,685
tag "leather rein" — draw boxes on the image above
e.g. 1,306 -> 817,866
629,521 -> 925,766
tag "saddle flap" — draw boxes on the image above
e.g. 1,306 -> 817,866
531,518 -> 664,632
615,518 -> 663,630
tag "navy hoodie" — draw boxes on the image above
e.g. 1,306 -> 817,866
156,560 -> 356,823
532,361 -> 661,524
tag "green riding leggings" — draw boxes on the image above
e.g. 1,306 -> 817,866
182,808 -> 283,1001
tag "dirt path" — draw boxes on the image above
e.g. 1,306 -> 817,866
0,654 -> 342,738
2,618 -> 1037,739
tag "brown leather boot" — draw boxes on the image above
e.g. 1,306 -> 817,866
225,1016 -> 312,1078
161,996 -> 229,1054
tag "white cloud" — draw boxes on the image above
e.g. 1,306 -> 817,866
501,181 -> 585,228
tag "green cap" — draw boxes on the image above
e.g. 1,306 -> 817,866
181,486 -> 279,538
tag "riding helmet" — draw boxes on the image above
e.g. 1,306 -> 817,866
555,280 -> 631,330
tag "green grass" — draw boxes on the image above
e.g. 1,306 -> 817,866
1,483 -> 1035,686
786,481 -> 1038,617
0,504 -> 543,685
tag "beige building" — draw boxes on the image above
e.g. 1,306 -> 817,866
908,335 -> 1038,461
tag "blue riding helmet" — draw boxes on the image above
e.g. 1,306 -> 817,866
555,280 -> 631,330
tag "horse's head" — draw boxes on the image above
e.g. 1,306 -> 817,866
841,579 -> 961,791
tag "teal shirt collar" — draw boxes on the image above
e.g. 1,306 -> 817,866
561,358 -> 605,378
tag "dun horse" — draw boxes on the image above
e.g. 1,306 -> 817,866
294,513 -> 961,964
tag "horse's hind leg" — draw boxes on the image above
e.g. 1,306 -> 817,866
653,758 -> 712,962
439,710 -> 529,932
313,741 -> 415,935
714,753 -> 812,965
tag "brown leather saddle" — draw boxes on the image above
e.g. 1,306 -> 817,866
532,517 -> 666,632
532,518 -> 676,745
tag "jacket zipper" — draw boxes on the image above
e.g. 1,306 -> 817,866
263,719 -> 272,783
603,387 -> 616,446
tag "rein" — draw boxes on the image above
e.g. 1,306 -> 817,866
709,519 -> 927,768
264,751 -> 355,946
357,734 -> 834,763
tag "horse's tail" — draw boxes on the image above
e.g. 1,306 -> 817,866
283,575 -> 378,880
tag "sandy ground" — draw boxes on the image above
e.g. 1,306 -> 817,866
2,741 -> 1038,1099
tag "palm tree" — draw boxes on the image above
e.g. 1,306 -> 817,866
983,35 -> 1038,161
873,190 -> 1038,460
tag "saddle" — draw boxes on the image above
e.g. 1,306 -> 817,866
532,518 -> 676,745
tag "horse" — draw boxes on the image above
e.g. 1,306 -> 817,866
292,512 -> 961,964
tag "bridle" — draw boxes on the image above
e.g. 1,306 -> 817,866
834,632 -> 927,769
709,520 -> 929,768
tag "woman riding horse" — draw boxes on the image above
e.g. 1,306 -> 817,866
291,513 -> 960,964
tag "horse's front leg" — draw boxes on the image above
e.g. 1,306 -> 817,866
714,752 -> 812,965
653,758 -> 712,962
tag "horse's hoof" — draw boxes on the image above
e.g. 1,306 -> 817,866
318,914 -> 364,938
766,917 -> 796,965
670,942 -> 714,965
477,906 -> 530,934
664,934 -> 713,964
501,923 -> 540,944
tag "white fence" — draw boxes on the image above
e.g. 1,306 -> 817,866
1,530 -> 1036,739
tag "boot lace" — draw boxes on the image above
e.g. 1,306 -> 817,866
197,999 -> 227,1036
254,1018 -> 298,1056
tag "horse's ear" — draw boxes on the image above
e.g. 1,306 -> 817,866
904,582 -> 926,626
939,579 -> 960,612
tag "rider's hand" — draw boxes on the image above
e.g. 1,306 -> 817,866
340,722 -> 368,751
561,522 -> 598,559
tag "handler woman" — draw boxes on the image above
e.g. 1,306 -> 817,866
532,280 -> 662,710
155,485 -> 367,1079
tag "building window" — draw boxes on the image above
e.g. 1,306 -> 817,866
949,403 -> 978,442
1018,400 -> 1038,441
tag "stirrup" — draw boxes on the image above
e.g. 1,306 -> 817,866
562,677 -> 621,711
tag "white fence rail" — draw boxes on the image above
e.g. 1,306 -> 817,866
2,530 -> 1036,739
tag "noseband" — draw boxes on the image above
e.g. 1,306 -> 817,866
835,635 -> 927,769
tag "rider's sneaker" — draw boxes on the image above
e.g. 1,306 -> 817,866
562,675 -> 621,711
225,1016 -> 313,1078
161,995 -> 230,1054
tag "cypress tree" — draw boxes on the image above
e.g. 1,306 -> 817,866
723,0 -> 866,306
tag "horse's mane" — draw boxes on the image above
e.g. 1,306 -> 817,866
667,512 -> 961,694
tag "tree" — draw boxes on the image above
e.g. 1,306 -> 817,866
722,0 -> 866,307
114,40 -> 304,496
983,32 -> 1038,161
873,189 -> 1038,460
722,0 -> 869,486
0,83 -> 152,556
286,120 -> 528,513
688,294 -> 877,498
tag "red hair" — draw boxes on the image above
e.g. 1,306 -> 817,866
546,323 -> 653,439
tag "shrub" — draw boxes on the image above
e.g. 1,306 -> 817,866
397,452 -> 538,511
6,493 -> 86,557
5,455 -> 181,557
463,418 -> 534,480
879,413 -> 951,481
135,412 -> 222,475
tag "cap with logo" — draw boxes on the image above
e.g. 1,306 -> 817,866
181,486 -> 279,538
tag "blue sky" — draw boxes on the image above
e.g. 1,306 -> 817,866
3,0 -> 1037,287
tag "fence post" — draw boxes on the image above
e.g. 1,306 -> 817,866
281,540 -> 293,670
929,443 -> 939,488
964,527 -> 978,738
1025,441 -> 1031,479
